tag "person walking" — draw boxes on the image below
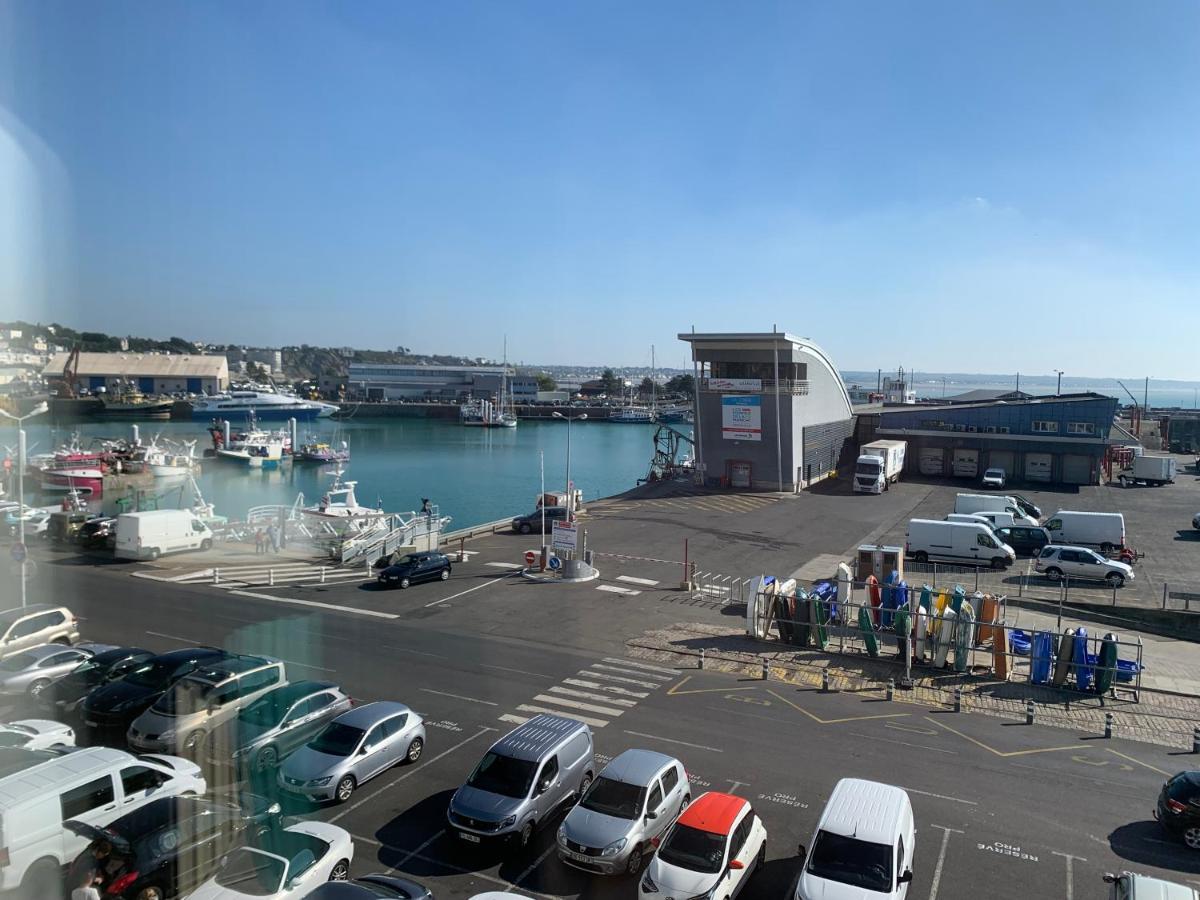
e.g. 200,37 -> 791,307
254,529 -> 264,555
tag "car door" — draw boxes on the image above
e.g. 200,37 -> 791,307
534,755 -> 561,814
275,696 -> 314,755
119,764 -> 170,809
289,692 -> 343,752
644,777 -> 669,841
60,774 -> 120,860
357,721 -> 392,780
6,614 -> 45,655
723,814 -> 753,899
178,809 -> 232,892
896,836 -> 907,899
659,764 -> 686,824
378,713 -> 411,767
42,649 -> 88,678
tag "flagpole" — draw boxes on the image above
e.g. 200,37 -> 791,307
540,449 -> 546,549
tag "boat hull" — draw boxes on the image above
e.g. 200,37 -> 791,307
215,451 -> 289,468
193,406 -> 328,421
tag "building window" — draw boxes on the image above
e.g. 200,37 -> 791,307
1032,421 -> 1059,433
1067,422 -> 1095,435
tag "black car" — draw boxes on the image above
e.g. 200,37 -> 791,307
378,552 -> 451,589
511,505 -> 568,534
47,646 -> 155,717
307,875 -> 434,899
66,794 -> 282,900
1008,493 -> 1042,520
1156,771 -> 1200,849
994,526 -> 1052,558
80,647 -> 231,736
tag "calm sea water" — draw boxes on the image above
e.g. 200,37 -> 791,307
14,419 -> 671,529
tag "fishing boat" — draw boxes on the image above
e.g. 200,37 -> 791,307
191,389 -> 338,421
658,406 -> 694,424
215,429 -> 290,468
37,465 -> 104,496
294,437 -> 350,464
98,388 -> 174,419
143,440 -> 198,480
608,406 -> 656,423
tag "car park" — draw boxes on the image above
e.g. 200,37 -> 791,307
186,821 -> 354,898
639,791 -> 766,900
796,778 -> 915,900
279,701 -> 424,803
306,874 -> 434,899
981,467 -> 1006,488
1034,545 -> 1134,587
994,525 -> 1052,558
377,552 -> 452,589
558,748 -> 689,875
511,505 -> 568,534
1156,771 -> 1200,849
0,718 -> 75,750
450,713 -> 594,848
0,603 -> 80,660
0,642 -> 110,697
47,646 -> 155,717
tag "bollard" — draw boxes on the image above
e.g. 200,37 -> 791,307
953,686 -> 962,713
213,568 -> 220,585
1193,725 -> 1200,754
698,648 -> 705,670
1104,712 -> 1113,739
320,566 -> 326,584
822,670 -> 831,692
268,568 -> 274,587
886,678 -> 894,701
1026,698 -> 1035,725
761,659 -> 769,681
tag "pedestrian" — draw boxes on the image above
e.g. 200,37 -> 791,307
267,523 -> 280,554
70,868 -> 101,900
254,529 -> 264,555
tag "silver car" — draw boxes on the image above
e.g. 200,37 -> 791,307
278,701 -> 425,803
557,749 -> 689,874
0,643 -> 111,698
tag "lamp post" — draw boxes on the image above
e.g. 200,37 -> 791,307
0,402 -> 50,608
1054,370 -> 1064,396
552,411 -> 587,521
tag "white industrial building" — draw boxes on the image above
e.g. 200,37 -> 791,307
44,352 -> 230,395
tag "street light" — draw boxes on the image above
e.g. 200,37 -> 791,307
0,402 -> 50,608
1054,370 -> 1064,396
552,411 -> 588,522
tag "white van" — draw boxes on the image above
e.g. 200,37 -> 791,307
954,493 -> 1038,526
945,513 -> 996,529
950,510 -> 1016,530
1043,510 -> 1126,552
906,519 -> 1015,569
0,746 -> 206,897
114,510 -> 214,561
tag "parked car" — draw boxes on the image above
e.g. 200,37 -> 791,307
0,642 -> 111,697
187,821 -> 354,898
6,509 -> 50,538
796,779 -> 915,900
558,749 -> 689,875
207,680 -> 354,776
279,701 -> 425,803
306,875 -> 433,900
77,516 -> 117,548
377,552 -> 452,589
64,794 -> 283,900
639,792 -> 766,900
511,506 -> 568,535
0,718 -> 75,750
128,655 -> 286,755
1042,510 -> 1126,552
1035,545 -> 1134,587
905,519 -> 1015,569
47,646 -> 155,717
449,713 -> 594,848
1103,871 -> 1198,899
994,526 -> 1052,558
0,603 -> 80,660
1156,771 -> 1200,850
981,467 -> 1006,489
1009,493 -> 1042,520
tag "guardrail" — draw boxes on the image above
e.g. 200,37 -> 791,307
440,516 -> 515,544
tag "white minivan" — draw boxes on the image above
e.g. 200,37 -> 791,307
954,493 -> 1038,526
906,519 -> 1016,569
1043,510 -> 1126,552
0,746 -> 206,897
114,510 -> 214,561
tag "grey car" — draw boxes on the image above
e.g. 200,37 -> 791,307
557,749 -> 690,875
0,642 -> 112,698
278,701 -> 425,803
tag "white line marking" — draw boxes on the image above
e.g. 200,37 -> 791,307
394,829 -> 445,868
420,688 -> 498,706
1052,851 -> 1086,900
532,694 -> 626,717
586,667 -> 663,687
425,574 -> 510,607
624,730 -> 723,752
229,589 -> 399,619
168,568 -> 213,581
615,575 -> 660,586
330,726 -> 495,824
515,705 -> 610,728
515,841 -> 559,887
596,584 -> 640,596
130,571 -> 171,582
486,562 -> 523,569
548,686 -> 637,707
927,824 -> 963,900
602,657 -> 676,674
900,786 -> 976,805
563,678 -> 649,698
847,733 -> 957,756
483,664 -> 555,679
498,713 -> 530,726
590,663 -> 671,681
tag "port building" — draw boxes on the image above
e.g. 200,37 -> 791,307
44,351 -> 229,394
347,363 -> 538,403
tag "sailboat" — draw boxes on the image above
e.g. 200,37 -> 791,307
462,338 -> 518,428
609,345 -> 658,423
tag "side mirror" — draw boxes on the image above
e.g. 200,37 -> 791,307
360,745 -> 371,755
898,870 -> 913,884
537,779 -> 551,795
206,701 -> 218,714
728,859 -> 744,871
796,842 -> 807,862
645,810 -> 658,820
1102,873 -> 1117,885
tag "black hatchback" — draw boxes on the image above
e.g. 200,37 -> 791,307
1156,771 -> 1200,849
378,552 -> 452,589
994,526 -> 1052,558
47,646 -> 155,717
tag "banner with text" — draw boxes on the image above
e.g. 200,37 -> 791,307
721,395 -> 762,441
708,377 -> 762,391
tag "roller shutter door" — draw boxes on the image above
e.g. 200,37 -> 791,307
952,449 -> 979,478
919,448 -> 945,476
988,450 -> 1015,475
1062,454 -> 1092,485
1025,453 -> 1053,482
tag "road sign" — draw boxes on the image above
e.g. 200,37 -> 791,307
548,556 -> 562,571
524,550 -> 537,567
551,521 -> 578,552
10,542 -> 26,564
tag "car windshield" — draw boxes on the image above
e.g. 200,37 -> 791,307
0,653 -> 36,672
806,829 -> 893,892
1086,550 -> 1106,563
657,824 -> 726,874
152,679 -> 213,715
1167,773 -> 1200,804
395,554 -> 421,566
580,776 -> 645,819
239,691 -> 290,727
214,848 -> 285,896
985,470 -> 1002,478
308,722 -> 364,756
467,751 -> 537,799
123,659 -> 180,688
0,732 -> 28,747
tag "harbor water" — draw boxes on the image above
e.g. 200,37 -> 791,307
11,418 -> 670,530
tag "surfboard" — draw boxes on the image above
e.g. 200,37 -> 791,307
867,575 -> 882,626
857,605 -> 879,658
953,602 -> 975,673
950,585 -> 967,614
914,605 -> 928,663
893,603 -> 910,658
811,594 -> 828,649
992,624 -> 1009,680
794,590 -> 811,647
1095,632 -> 1118,695
1051,629 -> 1075,687
934,607 -> 957,668
1073,627 -> 1094,691
918,584 -> 932,612
836,562 -> 852,625
1031,631 -> 1054,684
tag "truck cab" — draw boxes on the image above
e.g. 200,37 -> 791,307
854,455 -> 887,494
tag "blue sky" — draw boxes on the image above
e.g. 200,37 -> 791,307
2,1 -> 1199,376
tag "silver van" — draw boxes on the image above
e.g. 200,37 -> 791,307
448,713 -> 594,848
557,748 -> 689,875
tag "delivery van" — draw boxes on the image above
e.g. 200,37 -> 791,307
1042,510 -> 1126,552
954,493 -> 1038,526
906,519 -> 1015,569
114,510 -> 214,561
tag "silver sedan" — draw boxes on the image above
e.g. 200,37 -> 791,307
0,643 -> 112,698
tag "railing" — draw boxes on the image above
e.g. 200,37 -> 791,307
700,378 -> 810,395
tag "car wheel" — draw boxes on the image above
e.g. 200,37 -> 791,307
335,775 -> 356,803
578,771 -> 593,799
148,547 -> 160,560
914,551 -> 929,564
991,557 -> 1007,570
184,729 -> 207,752
627,847 -> 644,874
136,886 -> 165,900
255,745 -> 279,772
1100,542 -> 1114,554
1045,567 -> 1063,582
520,522 -> 532,535
406,736 -> 424,763
1106,573 -> 1125,588
681,794 -> 691,810
21,859 -> 62,900
200,538 -> 213,551
440,568 -> 450,581
1184,826 -> 1200,850
329,858 -> 351,881
399,576 -> 411,589
28,678 -> 50,698
518,821 -> 534,848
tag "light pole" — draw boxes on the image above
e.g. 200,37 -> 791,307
552,411 -> 587,521
0,402 -> 50,608
1054,370 -> 1064,396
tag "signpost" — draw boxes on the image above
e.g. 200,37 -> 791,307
524,550 -> 537,567
551,521 -> 578,553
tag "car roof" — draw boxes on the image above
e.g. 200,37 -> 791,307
258,680 -> 338,706
331,700 -> 411,728
491,713 -> 586,762
91,647 -> 153,664
602,749 -> 677,786
676,792 -> 747,836
5,643 -> 82,662
176,654 -> 274,683
108,795 -> 223,839
0,747 -> 133,807
817,778 -> 909,844
148,646 -> 228,665
1045,544 -> 1098,553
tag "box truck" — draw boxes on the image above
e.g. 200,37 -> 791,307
1042,510 -> 1126,552
905,519 -> 1015,569
115,509 -> 214,560
853,440 -> 907,494
954,493 -> 1038,526
1122,455 -> 1177,486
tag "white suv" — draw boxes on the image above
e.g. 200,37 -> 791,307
1035,545 -> 1133,588
982,467 -> 1007,488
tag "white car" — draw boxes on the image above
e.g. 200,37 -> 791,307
188,821 -> 354,898
981,467 -> 1007,489
1035,545 -> 1134,587
640,792 -> 765,900
0,719 -> 75,750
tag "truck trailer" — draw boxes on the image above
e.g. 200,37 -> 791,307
1122,455 -> 1177,486
853,440 -> 907,494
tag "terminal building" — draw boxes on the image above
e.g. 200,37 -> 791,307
346,363 -> 538,403
44,351 -> 229,395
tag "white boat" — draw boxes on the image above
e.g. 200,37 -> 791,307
192,389 -> 338,421
143,440 -> 198,480
609,406 -> 656,423
303,468 -> 386,522
215,430 -> 290,468
462,339 -> 518,428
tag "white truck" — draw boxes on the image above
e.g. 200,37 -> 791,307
853,440 -> 907,494
115,509 -> 214,561
1121,455 -> 1177,486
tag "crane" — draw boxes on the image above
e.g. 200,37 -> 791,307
1116,379 -> 1141,437
59,344 -> 81,399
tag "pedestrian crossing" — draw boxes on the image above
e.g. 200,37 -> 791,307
498,657 -> 677,729
132,560 -> 370,588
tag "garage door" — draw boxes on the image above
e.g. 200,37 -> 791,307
1062,454 -> 1092,485
919,448 -> 945,476
1025,453 -> 1053,482
952,449 -> 978,478
988,450 -> 1015,476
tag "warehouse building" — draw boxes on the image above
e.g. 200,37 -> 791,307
347,363 -> 537,403
44,351 -> 229,395
857,392 -> 1120,485
679,331 -> 855,491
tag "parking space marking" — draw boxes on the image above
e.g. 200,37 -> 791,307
515,842 -> 560,887
597,584 -> 641,596
603,657 -> 677,674
563,678 -> 649,698
624,730 -> 723,752
228,589 -> 400,619
394,829 -> 446,868
483,663 -> 555,679
768,689 -> 910,725
927,824 -> 964,900
486,562 -> 523,569
419,688 -> 498,706
616,575 -> 660,586
925,717 -> 1079,757
1052,851 -> 1086,900
667,676 -> 760,696
901,786 -> 976,805
848,732 -> 956,755
424,574 -> 512,608
1105,747 -> 1170,776
529,693 -> 628,717
515,704 -> 611,728
502,659 -> 669,730
499,713 -> 530,726
548,686 -> 637,707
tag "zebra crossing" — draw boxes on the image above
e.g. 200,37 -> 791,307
131,560 -> 369,588
498,657 -> 677,729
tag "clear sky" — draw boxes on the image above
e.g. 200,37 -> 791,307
2,1 -> 1198,375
